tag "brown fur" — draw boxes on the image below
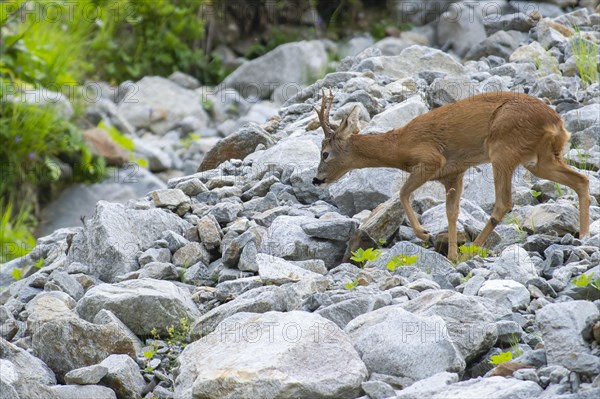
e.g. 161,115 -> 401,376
315,92 -> 590,260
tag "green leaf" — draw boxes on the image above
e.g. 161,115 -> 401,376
11,268 -> 23,280
572,272 -> 594,287
143,350 -> 155,360
489,351 -> 513,365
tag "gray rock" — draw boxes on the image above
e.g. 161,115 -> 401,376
489,245 -> 539,285
177,311 -> 367,399
517,203 -> 580,236
344,305 -> 465,383
151,189 -> 189,208
168,71 -> 199,89
436,2 -> 487,58
214,277 -> 263,302
0,337 -> 56,397
361,380 -> 396,399
426,376 -> 542,399
93,309 -> 143,354
300,217 -> 358,241
222,230 -> 256,268
190,285 -> 288,339
64,364 -> 109,385
50,385 -> 116,399
175,178 -> 208,196
117,76 -> 209,135
352,45 -> 467,80
316,287 -> 393,329
478,280 -> 531,311
369,242 -> 455,276
138,247 -> 171,266
31,317 -> 136,382
401,290 -> 506,363
563,104 -> 600,133
68,201 -> 190,282
366,96 -> 428,132
509,41 -> 558,76
530,74 -> 563,99
241,175 -> 279,200
199,124 -> 275,171
536,301 -> 599,368
76,278 -> 200,335
209,202 -> 243,224
484,13 -> 536,35
25,291 -> 77,332
172,242 -> 210,268
257,254 -> 323,285
196,215 -> 222,251
393,372 -> 458,399
49,271 -> 84,301
223,41 -> 328,100
260,215 -> 348,269
99,354 -> 145,399
420,198 -> 487,244
329,168 -> 403,216
465,31 -> 519,61
428,76 -> 478,108
138,262 -> 179,280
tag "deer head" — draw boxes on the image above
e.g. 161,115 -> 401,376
312,89 -> 361,186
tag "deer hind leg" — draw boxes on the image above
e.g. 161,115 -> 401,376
474,162 -> 516,247
400,158 -> 445,243
441,174 -> 464,261
525,157 -> 590,237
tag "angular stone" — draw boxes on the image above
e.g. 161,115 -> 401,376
31,317 -> 136,382
344,305 -> 465,383
172,242 -> 210,268
64,364 -> 109,385
401,290 -> 506,363
196,215 -> 223,251
257,254 -> 323,285
50,385 -> 116,399
68,201 -> 190,282
76,278 -> 200,336
478,280 -> 530,311
177,311 -> 367,399
99,354 -> 146,399
300,217 -> 358,241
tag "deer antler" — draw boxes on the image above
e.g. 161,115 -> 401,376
314,88 -> 335,137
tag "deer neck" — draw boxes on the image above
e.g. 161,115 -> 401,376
348,129 -> 412,170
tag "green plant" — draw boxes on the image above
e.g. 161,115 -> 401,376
572,272 -> 596,288
488,351 -> 513,365
1,201 -> 36,263
530,189 -> 542,199
181,133 -> 201,150
97,121 -> 148,168
459,271 -> 473,284
386,254 -> 418,271
34,258 -> 44,269
509,334 -> 523,358
506,214 -> 527,238
456,244 -> 489,263
572,28 -> 599,87
167,317 -> 191,347
554,182 -> 563,196
350,247 -> 382,267
376,238 -> 387,249
345,279 -> 359,290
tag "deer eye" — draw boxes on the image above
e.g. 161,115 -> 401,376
322,152 -> 329,160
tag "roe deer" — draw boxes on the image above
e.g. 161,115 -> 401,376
312,89 -> 590,261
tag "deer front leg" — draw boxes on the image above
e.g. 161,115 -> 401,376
400,161 -> 443,243
442,174 -> 464,261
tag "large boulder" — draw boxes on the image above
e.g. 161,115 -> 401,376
352,45 -> 468,80
0,338 -> 57,399
344,305 -> 465,384
117,76 -> 209,135
329,168 -> 404,216
366,96 -> 429,132
31,317 -> 137,383
176,311 -> 367,399
536,301 -> 600,368
400,290 -> 508,363
76,278 -> 200,336
68,201 -> 190,282
260,215 -> 348,269
223,41 -> 329,100
199,124 -> 275,171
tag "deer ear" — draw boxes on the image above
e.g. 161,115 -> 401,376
337,106 -> 361,139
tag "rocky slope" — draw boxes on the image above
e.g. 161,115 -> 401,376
1,3 -> 600,399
